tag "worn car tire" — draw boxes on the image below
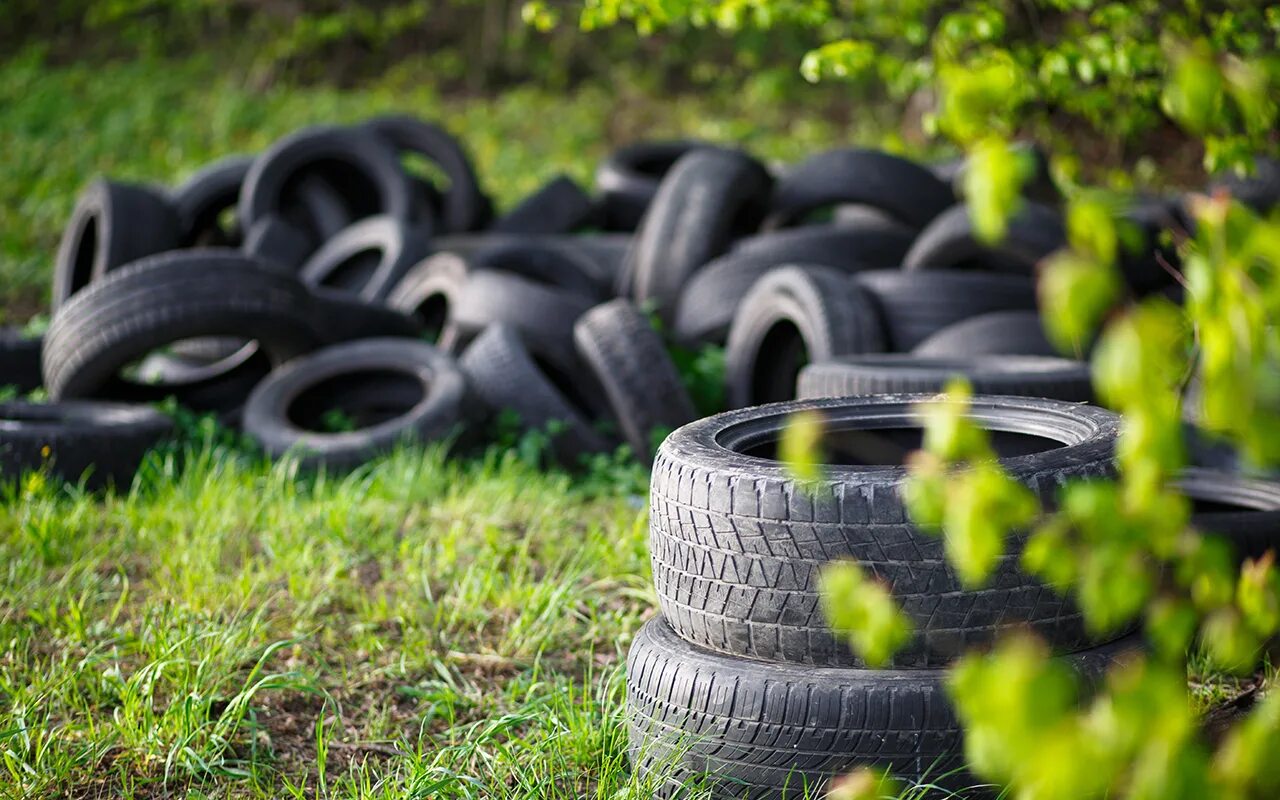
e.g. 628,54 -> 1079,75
903,202 -> 1065,274
450,269 -> 596,375
363,114 -> 492,233
573,300 -> 696,463
0,400 -> 173,490
650,394 -> 1121,667
856,270 -> 1039,352
459,325 -> 612,467
730,223 -> 915,269
1179,468 -> 1280,566
764,149 -> 952,231
386,252 -> 469,348
912,311 -> 1061,358
173,154 -> 254,247
239,125 -> 412,240
0,331 -> 43,393
43,250 -> 320,410
242,338 -> 468,470
797,354 -> 1093,403
53,179 -> 183,307
299,216 -> 431,301
724,266 -> 886,408
490,175 -> 597,235
471,236 -> 606,299
242,214 -> 316,272
625,149 -> 772,318
627,615 -> 1133,800
595,140 -> 710,231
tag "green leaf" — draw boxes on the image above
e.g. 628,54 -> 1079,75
779,409 -> 825,486
962,136 -> 1031,243
819,561 -> 913,667
1039,249 -> 1120,355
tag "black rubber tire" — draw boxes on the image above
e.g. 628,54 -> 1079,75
672,229 -> 900,347
309,287 -> 422,344
470,236 -> 606,299
490,175 -> 597,235
730,223 -> 916,269
911,311 -> 1060,358
292,173 -> 356,244
450,269 -> 596,375
53,179 -> 183,307
650,394 -> 1121,668
0,400 -> 173,490
362,114 -> 492,233
573,300 -> 696,463
625,149 -> 773,319
903,202 -> 1065,274
724,266 -> 886,409
239,125 -> 413,240
595,140 -> 709,231
173,154 -> 254,247
764,149 -> 952,231
856,270 -> 1039,352
43,250 -> 320,410
299,216 -> 432,302
242,214 -> 316,272
1179,468 -> 1280,566
627,615 -> 1133,800
0,331 -> 43,393
797,355 -> 1093,403
459,325 -> 612,467
242,338 -> 468,470
385,252 -> 469,349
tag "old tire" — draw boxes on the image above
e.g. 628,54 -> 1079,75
299,216 -> 431,301
173,154 -> 254,247
625,149 -> 772,318
1180,468 -> 1280,566
797,354 -> 1093,403
627,615 -> 1133,799
53,179 -> 183,307
724,266 -> 886,408
0,400 -> 173,490
902,202 -> 1065,274
912,311 -> 1060,358
459,325 -> 612,467
490,175 -> 596,236
856,271 -> 1039,352
242,338 -> 468,470
595,140 -> 709,231
573,300 -> 696,463
650,394 -> 1121,667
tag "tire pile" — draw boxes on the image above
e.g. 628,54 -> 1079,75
7,118 -> 1280,795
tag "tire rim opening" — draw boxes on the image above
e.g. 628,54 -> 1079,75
287,369 -> 425,433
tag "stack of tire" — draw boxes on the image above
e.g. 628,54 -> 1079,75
624,394 -> 1141,797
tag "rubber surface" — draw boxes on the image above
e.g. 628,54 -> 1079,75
0,400 -> 173,490
1179,468 -> 1280,566
797,354 -> 1093,403
650,394 -> 1121,667
53,179 -> 182,307
912,311 -> 1061,358
173,154 -> 253,247
573,300 -> 696,463
43,250 -> 320,410
595,140 -> 709,231
363,114 -> 492,233
0,331 -> 43,393
625,149 -> 772,319
724,266 -> 886,408
764,149 -> 952,231
856,270 -> 1039,352
385,252 -> 469,349
627,615 -> 1134,799
490,175 -> 596,235
242,338 -> 468,470
902,202 -> 1065,274
299,215 -> 431,301
459,325 -> 612,467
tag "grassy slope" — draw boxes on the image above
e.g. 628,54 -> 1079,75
0,53 -> 905,798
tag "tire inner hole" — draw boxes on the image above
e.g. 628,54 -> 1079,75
288,369 -> 426,433
739,425 -> 1067,466
322,248 -> 383,293
71,215 -> 98,294
752,319 -> 809,406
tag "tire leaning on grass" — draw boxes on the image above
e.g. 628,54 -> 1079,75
724,266 -> 886,409
627,615 -> 1136,800
0,400 -> 173,490
460,325 -> 613,468
43,250 -> 321,410
53,179 -> 183,307
796,354 -> 1093,403
573,300 -> 696,464
650,394 -> 1122,668
242,338 -> 469,470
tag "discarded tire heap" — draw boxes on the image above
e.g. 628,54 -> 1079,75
6,119 -> 1280,794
